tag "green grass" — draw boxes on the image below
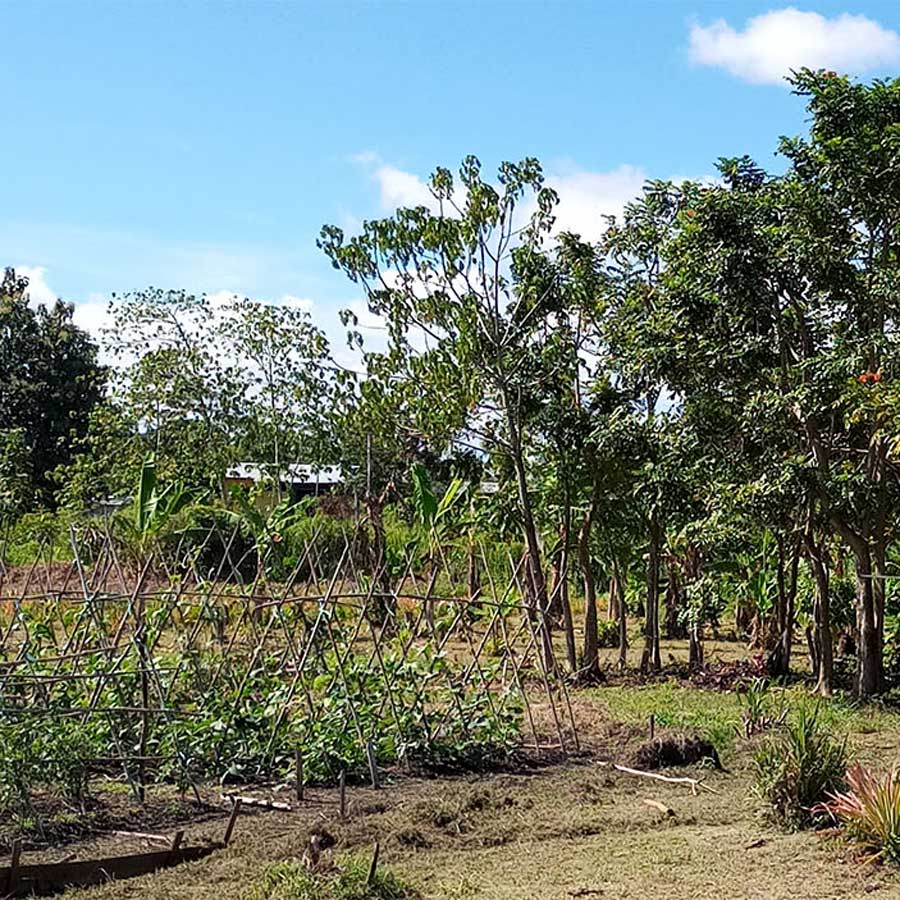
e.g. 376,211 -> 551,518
245,855 -> 420,900
595,682 -> 745,752
593,681 -> 900,758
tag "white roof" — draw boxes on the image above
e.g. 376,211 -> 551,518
225,463 -> 343,485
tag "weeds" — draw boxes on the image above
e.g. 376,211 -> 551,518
738,678 -> 786,738
245,856 -> 420,900
753,704 -> 847,829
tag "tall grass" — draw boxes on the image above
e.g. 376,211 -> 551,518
753,705 -> 847,829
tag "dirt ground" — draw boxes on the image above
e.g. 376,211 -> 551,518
6,686 -> 900,900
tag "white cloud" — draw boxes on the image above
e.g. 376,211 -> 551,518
548,164 -> 649,242
352,152 -> 439,212
71,293 -> 112,338
281,294 -> 314,312
689,7 -> 900,85
373,165 -> 436,211
14,265 -> 58,305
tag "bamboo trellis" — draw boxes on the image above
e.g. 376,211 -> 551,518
0,521 -> 579,801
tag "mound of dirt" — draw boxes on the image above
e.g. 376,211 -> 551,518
631,733 -> 722,771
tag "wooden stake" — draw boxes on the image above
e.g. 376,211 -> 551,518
295,749 -> 304,802
6,840 -> 21,896
339,770 -> 347,820
223,798 -> 242,845
170,831 -> 185,851
366,739 -> 380,789
649,714 -> 655,740
366,840 -> 380,886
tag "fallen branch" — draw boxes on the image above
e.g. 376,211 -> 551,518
600,761 -> 718,795
111,831 -> 174,846
222,794 -> 292,812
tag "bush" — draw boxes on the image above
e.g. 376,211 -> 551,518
596,618 -> 619,649
753,704 -> 847,829
173,506 -> 258,581
283,512 -> 356,576
816,763 -> 900,863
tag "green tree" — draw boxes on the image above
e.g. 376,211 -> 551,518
0,428 -> 33,523
104,289 -> 243,494
0,267 -> 105,507
217,297 -> 335,486
653,72 -> 900,695
321,156 -> 562,663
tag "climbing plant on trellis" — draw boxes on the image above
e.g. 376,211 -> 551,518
0,520 -> 578,805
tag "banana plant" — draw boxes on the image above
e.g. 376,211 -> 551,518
409,462 -> 468,546
221,487 -> 314,582
122,455 -> 195,564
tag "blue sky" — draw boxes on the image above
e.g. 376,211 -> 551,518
6,1 -> 900,347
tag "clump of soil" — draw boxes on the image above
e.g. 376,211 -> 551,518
631,734 -> 721,771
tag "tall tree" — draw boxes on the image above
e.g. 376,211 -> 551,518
321,156 -> 563,659
654,72 -> 900,695
0,267 -> 105,507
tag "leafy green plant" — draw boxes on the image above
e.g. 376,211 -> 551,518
815,763 -> 900,863
753,705 -> 847,829
595,618 -> 618,649
738,678 -> 786,738
117,456 -> 195,564
220,487 -> 314,580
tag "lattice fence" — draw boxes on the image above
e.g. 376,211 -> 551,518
0,521 -> 578,802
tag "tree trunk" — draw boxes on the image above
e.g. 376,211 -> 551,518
873,535 -> 886,637
578,486 -> 602,681
501,388 -> 553,674
688,621 -> 703,670
663,559 -> 685,639
831,517 -> 884,698
467,539 -> 480,601
641,516 -> 662,673
608,572 -> 620,621
854,545 -> 884,697
766,534 -> 798,678
616,561 -> 628,671
553,518 -> 577,674
805,531 -> 833,697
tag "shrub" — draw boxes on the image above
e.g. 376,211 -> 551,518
282,512 -> 356,579
596,618 -> 619,649
816,763 -> 900,863
753,704 -> 847,829
738,677 -> 786,738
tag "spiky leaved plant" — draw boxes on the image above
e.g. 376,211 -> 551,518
753,704 -> 847,829
816,763 -> 900,863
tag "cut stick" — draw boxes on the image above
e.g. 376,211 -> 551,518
223,798 -> 242,846
366,840 -> 380,886
601,762 -> 718,795
221,794 -> 292,812
641,798 -> 674,816
111,831 -> 174,846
